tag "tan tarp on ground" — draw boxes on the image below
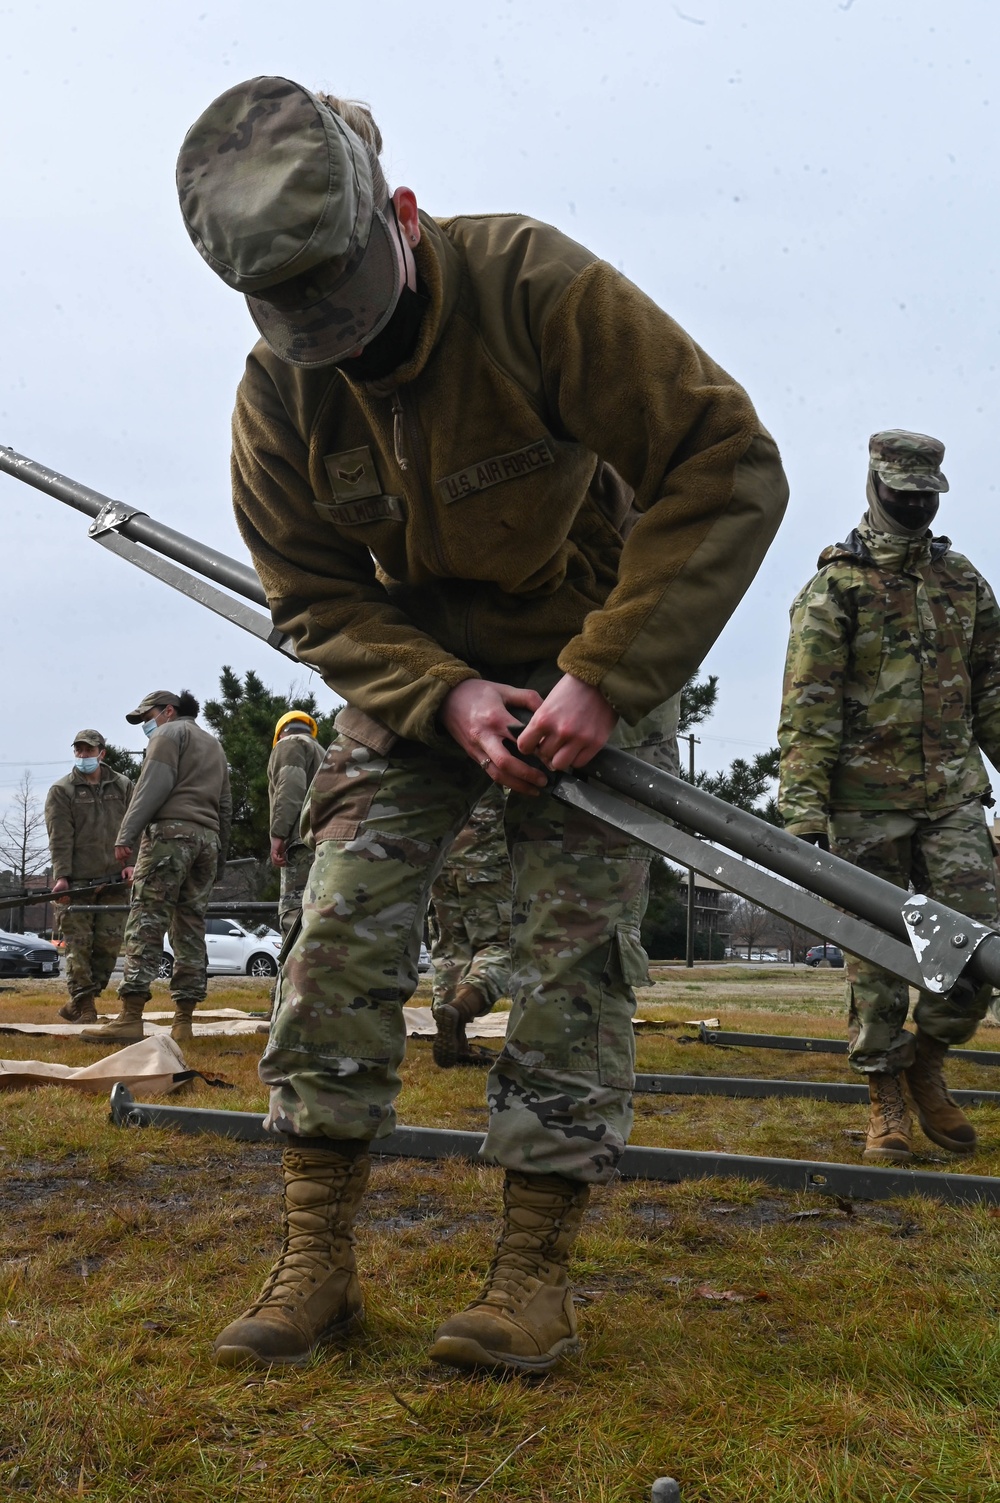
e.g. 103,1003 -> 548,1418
0,1007 -> 509,1040
0,1035 -> 192,1095
0,1008 -> 664,1043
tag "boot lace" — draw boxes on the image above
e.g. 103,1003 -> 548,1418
246,1156 -> 366,1317
477,1179 -> 588,1311
881,1086 -> 910,1136
872,1074 -> 910,1137
911,1044 -> 956,1111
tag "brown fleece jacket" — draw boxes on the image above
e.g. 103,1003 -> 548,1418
232,212 -> 788,743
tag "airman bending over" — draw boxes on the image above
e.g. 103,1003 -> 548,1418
177,77 -> 787,1374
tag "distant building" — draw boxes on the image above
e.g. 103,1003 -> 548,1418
690,873 -> 731,954
0,867 -> 54,936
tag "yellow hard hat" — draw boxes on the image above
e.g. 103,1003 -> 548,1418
273,710 -> 319,747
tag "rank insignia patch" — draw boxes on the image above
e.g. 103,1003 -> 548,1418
323,447 -> 382,502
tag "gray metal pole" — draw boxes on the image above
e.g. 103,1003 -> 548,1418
7,442 -> 999,992
684,733 -> 697,969
585,746 -> 1000,990
0,447 -> 266,607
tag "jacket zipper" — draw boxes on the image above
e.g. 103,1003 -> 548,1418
391,388 -> 451,580
391,389 -> 478,660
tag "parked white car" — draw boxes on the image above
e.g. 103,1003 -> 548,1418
159,918 -> 282,979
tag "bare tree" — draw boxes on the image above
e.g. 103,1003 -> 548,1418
726,895 -> 778,960
768,913 -> 823,964
0,771 -> 49,885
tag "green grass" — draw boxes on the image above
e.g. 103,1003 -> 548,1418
0,971 -> 999,1500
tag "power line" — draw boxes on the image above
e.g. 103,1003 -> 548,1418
0,760 -> 70,767
698,733 -> 776,750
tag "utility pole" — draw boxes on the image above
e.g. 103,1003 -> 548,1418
685,733 -> 700,968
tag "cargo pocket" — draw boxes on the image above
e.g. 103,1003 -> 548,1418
309,719 -> 398,844
598,923 -> 648,1089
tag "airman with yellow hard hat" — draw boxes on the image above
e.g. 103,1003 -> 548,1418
268,712 -> 325,935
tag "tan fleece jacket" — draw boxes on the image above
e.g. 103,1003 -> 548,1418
117,718 -> 232,853
45,766 -> 133,880
232,212 -> 788,743
268,732 -> 325,842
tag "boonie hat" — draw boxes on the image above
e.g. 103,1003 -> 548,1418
869,430 -> 949,494
72,729 -> 106,749
176,76 -> 404,367
125,691 -> 180,725
273,710 -> 319,747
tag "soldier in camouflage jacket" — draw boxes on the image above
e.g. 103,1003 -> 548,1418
779,429 -> 1000,1165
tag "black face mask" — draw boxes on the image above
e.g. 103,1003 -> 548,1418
881,494 -> 940,532
336,282 -> 429,382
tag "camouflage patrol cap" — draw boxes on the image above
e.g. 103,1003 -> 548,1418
869,430 -> 949,493
72,729 -> 106,749
176,76 -> 404,368
125,691 -> 180,725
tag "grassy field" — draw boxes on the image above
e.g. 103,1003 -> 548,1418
1,968 -> 999,1501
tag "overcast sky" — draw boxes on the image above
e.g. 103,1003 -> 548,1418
2,0 -> 998,814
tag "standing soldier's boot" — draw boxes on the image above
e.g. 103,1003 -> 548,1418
79,994 -> 147,1042
863,1072 -> 913,1163
428,1170 -> 590,1372
213,1142 -> 371,1367
171,1002 -> 197,1043
58,995 -> 98,1024
905,1031 -> 976,1154
432,982 -> 496,1068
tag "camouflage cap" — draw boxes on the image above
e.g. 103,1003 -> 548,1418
125,691 -> 180,725
72,729 -> 106,749
176,76 -> 404,368
869,430 -> 949,493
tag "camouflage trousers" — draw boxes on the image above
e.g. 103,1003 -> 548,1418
278,842 -> 314,938
428,865 -> 512,1015
830,801 -> 999,1072
60,887 -> 126,1005
261,700 -> 672,1184
119,820 -> 220,1005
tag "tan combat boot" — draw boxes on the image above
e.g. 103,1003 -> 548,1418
213,1142 -> 371,1368
58,995 -> 98,1024
905,1031 -> 976,1154
432,982 -> 496,1069
171,1003 -> 197,1043
79,994 -> 147,1043
863,1072 -> 913,1163
428,1170 -> 590,1372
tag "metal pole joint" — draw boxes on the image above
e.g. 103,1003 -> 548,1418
89,498 -> 145,538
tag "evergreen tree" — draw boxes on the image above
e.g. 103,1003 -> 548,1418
103,743 -> 140,781
697,747 -> 781,823
678,672 -> 718,731
203,668 -> 337,861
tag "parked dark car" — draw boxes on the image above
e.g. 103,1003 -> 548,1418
805,943 -> 844,968
0,928 -> 61,978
